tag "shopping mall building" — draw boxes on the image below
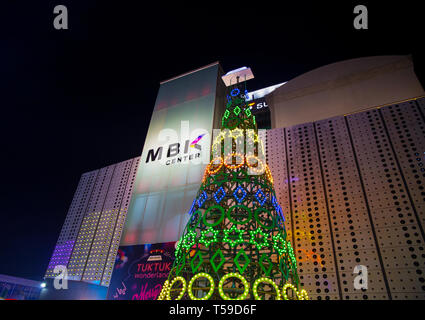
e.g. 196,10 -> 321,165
40,55 -> 425,300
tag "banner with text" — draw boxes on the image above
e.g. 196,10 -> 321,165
107,242 -> 176,300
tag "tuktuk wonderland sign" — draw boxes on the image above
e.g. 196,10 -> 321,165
107,242 -> 176,300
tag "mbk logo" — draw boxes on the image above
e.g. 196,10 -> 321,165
145,121 -> 208,166
145,139 -> 202,163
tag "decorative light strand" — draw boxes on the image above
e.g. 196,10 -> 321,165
181,230 -> 197,251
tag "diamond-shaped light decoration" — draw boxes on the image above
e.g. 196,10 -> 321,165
255,188 -> 266,206
213,187 -> 226,204
197,191 -> 208,208
210,249 -> 226,272
233,185 -> 247,204
234,249 -> 250,274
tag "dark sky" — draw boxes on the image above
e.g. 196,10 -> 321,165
0,1 -> 423,281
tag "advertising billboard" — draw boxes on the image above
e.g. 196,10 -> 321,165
107,242 -> 176,300
120,63 -> 223,245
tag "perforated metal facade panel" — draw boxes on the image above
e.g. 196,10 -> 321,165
45,157 -> 140,287
267,96 -> 425,299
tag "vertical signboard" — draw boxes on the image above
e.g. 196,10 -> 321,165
120,63 -> 222,245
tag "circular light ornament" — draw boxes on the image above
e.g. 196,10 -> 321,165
207,157 -> 223,175
188,273 -> 215,300
218,272 -> 249,300
230,88 -> 240,96
166,276 -> 187,300
282,283 -> 299,300
246,155 -> 265,175
224,153 -> 245,170
226,204 -> 252,225
202,205 -> 225,227
253,277 -> 281,300
254,207 -> 275,230
223,117 -> 240,130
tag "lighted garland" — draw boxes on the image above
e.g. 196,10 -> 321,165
253,277 -> 281,300
231,128 -> 244,139
265,165 -> 274,184
286,241 -> 297,269
188,273 -> 215,300
218,273 -> 249,300
281,283 -> 297,300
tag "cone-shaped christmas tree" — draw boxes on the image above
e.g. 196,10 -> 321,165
158,76 -> 309,300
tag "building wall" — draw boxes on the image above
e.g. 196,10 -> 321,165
266,96 -> 425,300
0,274 -> 42,300
45,157 -> 140,288
268,55 -> 425,129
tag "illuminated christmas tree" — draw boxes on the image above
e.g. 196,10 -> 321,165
158,69 -> 309,300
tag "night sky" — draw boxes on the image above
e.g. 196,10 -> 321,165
1,1 -> 423,281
